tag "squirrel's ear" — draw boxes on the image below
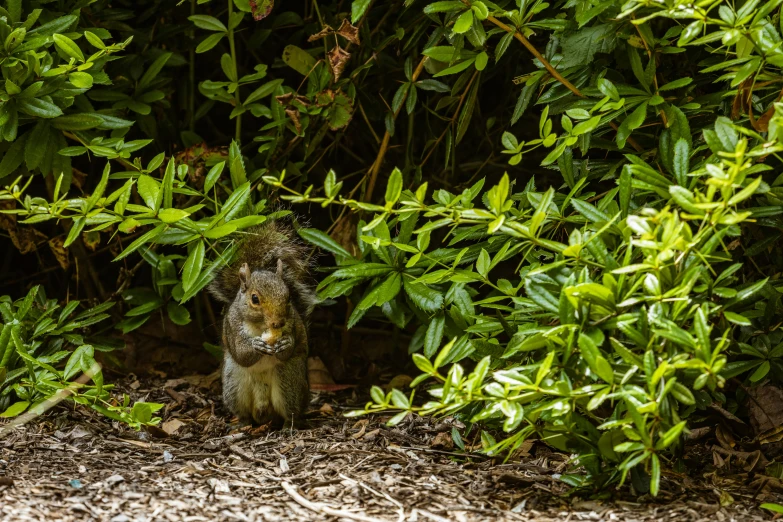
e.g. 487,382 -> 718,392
276,258 -> 284,278
239,263 -> 249,291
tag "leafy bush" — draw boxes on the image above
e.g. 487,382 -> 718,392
1,0 -> 783,494
0,286 -> 162,428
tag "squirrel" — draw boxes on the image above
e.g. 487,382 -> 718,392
208,219 -> 317,428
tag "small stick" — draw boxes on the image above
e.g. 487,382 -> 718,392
280,481 -> 387,522
365,57 -> 428,202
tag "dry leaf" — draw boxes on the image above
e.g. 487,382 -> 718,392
308,25 -> 334,42
162,419 -> 185,435
431,432 -> 454,450
385,374 -> 412,391
337,19 -> 360,45
177,371 -> 221,390
747,386 -> 783,435
285,108 -> 302,134
329,213 -> 359,257
82,230 -> 100,252
328,45 -> 351,82
308,356 -> 335,386
48,236 -> 70,270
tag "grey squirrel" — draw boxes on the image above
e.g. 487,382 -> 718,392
208,219 -> 317,427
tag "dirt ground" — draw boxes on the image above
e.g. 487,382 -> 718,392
0,374 -> 781,522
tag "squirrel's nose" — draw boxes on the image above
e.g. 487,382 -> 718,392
270,320 -> 286,329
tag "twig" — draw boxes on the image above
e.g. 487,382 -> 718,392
358,101 -> 382,144
485,14 -> 644,152
365,57 -> 428,202
486,15 -> 582,98
280,481 -> 387,522
420,70 -> 479,169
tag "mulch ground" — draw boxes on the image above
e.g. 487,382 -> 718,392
0,374 -> 781,522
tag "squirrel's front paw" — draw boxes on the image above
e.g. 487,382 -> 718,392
274,336 -> 294,357
275,336 -> 292,351
251,337 -> 275,354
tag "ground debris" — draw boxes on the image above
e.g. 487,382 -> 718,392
0,376 -> 780,521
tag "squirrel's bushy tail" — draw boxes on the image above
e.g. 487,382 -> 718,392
207,218 -> 318,320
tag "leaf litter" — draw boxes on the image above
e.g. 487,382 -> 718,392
0,375 -> 780,521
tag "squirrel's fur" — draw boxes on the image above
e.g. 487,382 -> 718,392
208,219 -> 318,321
209,218 -> 316,427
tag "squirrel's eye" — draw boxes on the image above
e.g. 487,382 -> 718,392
251,294 -> 260,305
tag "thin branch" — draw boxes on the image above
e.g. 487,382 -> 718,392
486,15 -> 645,152
487,15 -> 583,98
365,57 -> 428,202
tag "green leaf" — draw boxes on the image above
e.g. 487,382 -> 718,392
204,223 -> 237,239
137,175 -> 161,210
351,0 -> 372,23
761,504 -> 783,514
196,33 -> 224,53
385,167 -> 403,206
244,79 -> 284,104
656,420 -> 686,449
616,102 -> 647,149
114,225 -> 166,261
139,52 -> 172,92
64,344 -> 94,380
167,302 -> 191,326
650,454 -> 660,496
453,10 -> 473,33
750,360 -> 770,382
298,228 -> 353,259
578,333 -> 614,384
433,58 -> 476,77
723,311 -> 751,326
658,77 -> 692,91
424,313 -> 445,357
24,121 -> 50,171
559,24 -> 617,69
423,1 -> 465,13
69,72 -> 93,89
188,14 -> 227,32
0,134 -> 26,178
404,280 -> 444,313
157,208 -> 190,223
476,249 -> 490,277
204,161 -> 225,192
52,113 -> 104,131
53,33 -> 84,61
64,217 -> 86,248
672,138 -> 690,186
282,45 -> 317,76
182,241 -> 205,293
571,199 -> 610,223
619,165 -> 632,217
18,98 -> 63,118
0,401 -> 29,418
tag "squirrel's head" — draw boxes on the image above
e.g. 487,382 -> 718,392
238,260 -> 291,331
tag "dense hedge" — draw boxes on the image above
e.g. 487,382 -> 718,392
1,0 -> 783,494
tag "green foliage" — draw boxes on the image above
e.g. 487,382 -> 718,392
1,0 -> 783,495
275,118 -> 776,491
0,286 -> 161,428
